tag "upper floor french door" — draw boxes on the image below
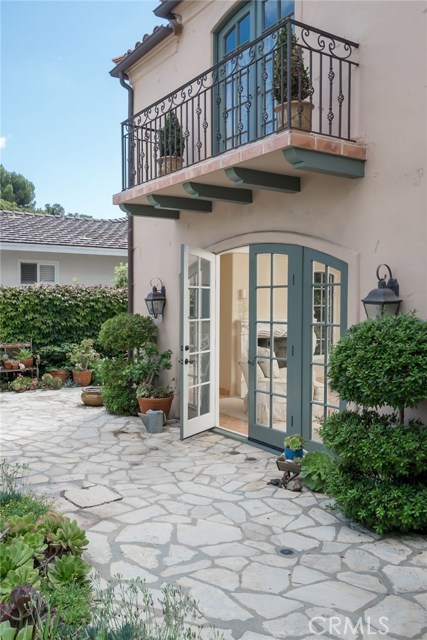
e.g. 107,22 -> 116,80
214,0 -> 295,153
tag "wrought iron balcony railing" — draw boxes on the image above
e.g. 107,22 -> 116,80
121,18 -> 359,190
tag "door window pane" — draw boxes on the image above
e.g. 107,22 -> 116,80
225,27 -> 236,54
257,288 -> 270,319
257,253 -> 271,285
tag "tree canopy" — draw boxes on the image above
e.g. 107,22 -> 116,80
0,165 -> 35,207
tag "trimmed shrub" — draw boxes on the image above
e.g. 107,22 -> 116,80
327,467 -> 427,534
328,314 -> 427,414
322,313 -> 427,534
0,285 -> 127,351
99,357 -> 139,416
98,313 -> 156,353
321,411 -> 427,481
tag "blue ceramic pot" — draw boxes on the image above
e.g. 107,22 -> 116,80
284,447 -> 303,460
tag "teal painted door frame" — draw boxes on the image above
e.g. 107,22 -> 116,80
248,244 -> 347,451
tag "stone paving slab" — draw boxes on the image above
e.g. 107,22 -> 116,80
0,388 -> 426,640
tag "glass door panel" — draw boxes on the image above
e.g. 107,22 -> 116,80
181,246 -> 216,439
302,251 -> 347,447
249,245 -> 301,450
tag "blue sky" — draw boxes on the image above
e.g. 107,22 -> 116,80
1,0 -> 161,219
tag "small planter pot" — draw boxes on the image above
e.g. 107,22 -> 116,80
11,362 -> 19,370
3,360 -> 13,370
20,358 -> 33,368
158,156 -> 183,176
137,395 -> 173,418
81,386 -> 104,406
49,369 -> 69,384
284,447 -> 304,460
72,369 -> 93,386
275,100 -> 313,131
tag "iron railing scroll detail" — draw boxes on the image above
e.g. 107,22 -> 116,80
121,18 -> 359,190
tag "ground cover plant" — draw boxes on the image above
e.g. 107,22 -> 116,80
0,460 -> 92,635
321,314 -> 427,534
1,461 -> 223,639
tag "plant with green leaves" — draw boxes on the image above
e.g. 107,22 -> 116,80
67,339 -> 100,371
284,435 -> 306,451
113,262 -> 128,289
10,376 -> 32,392
48,555 -> 91,588
158,112 -> 185,158
273,25 -> 310,104
300,451 -> 336,492
45,518 -> 88,556
328,313 -> 427,422
321,313 -> 427,534
0,460 -> 29,504
84,575 -> 223,640
98,313 -> 157,354
13,348 -> 32,360
128,343 -> 173,399
99,357 -> 139,416
0,621 -> 34,640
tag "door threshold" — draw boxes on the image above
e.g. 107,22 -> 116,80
212,427 -> 282,455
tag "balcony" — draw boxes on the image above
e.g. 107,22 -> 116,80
117,18 -> 365,210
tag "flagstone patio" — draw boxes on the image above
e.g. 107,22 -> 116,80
1,388 -> 426,639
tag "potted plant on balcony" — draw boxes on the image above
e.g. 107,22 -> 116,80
158,111 -> 185,176
273,26 -> 312,131
67,339 -> 100,386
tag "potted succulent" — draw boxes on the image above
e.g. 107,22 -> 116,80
14,347 -> 33,369
1,352 -> 13,369
10,375 -> 32,392
127,343 -> 174,417
67,339 -> 100,386
273,26 -> 312,131
158,111 -> 185,176
283,434 -> 306,461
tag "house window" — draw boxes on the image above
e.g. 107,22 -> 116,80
313,269 -> 336,356
20,262 -> 57,285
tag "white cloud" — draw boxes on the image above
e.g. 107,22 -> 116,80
0,136 -> 8,149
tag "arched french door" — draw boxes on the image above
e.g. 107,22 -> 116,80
248,244 -> 347,450
181,242 -> 347,451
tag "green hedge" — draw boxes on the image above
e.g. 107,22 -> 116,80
0,285 -> 127,350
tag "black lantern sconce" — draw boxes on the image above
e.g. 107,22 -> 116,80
361,264 -> 402,319
145,278 -> 166,321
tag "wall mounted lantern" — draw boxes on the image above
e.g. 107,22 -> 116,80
361,264 -> 402,319
145,278 -> 166,320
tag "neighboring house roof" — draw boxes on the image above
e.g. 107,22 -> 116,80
0,210 -> 127,251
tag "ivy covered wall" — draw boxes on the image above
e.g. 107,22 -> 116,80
0,285 -> 127,349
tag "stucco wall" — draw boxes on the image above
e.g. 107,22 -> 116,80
0,250 -> 127,286
126,0 -> 426,419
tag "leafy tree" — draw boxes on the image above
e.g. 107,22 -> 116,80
2,183 -> 14,203
113,262 -> 128,288
10,171 -> 35,206
0,165 -> 35,207
45,203 -> 65,216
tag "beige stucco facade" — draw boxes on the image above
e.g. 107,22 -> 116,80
114,0 -> 427,426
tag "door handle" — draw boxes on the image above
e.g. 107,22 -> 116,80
247,359 -> 255,366
184,358 -> 194,365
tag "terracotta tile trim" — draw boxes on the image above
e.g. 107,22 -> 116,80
113,131 -> 367,204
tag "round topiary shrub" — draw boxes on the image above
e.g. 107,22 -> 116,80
328,314 -> 427,415
99,357 -> 139,416
322,313 -> 427,534
98,313 -> 157,353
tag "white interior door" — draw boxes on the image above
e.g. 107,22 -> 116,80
180,245 -> 217,439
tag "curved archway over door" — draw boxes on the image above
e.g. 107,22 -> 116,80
181,242 -> 347,451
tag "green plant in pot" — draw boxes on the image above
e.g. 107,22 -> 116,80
14,348 -> 33,368
67,339 -> 100,386
158,111 -> 185,176
127,343 -> 174,417
273,25 -> 312,130
283,434 -> 306,461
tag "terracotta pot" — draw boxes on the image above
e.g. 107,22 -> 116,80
11,362 -> 19,370
158,156 -> 183,176
49,369 -> 69,384
20,358 -> 33,368
137,395 -> 173,418
81,386 -> 104,406
275,100 -> 313,131
3,360 -> 13,369
72,369 -> 93,386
